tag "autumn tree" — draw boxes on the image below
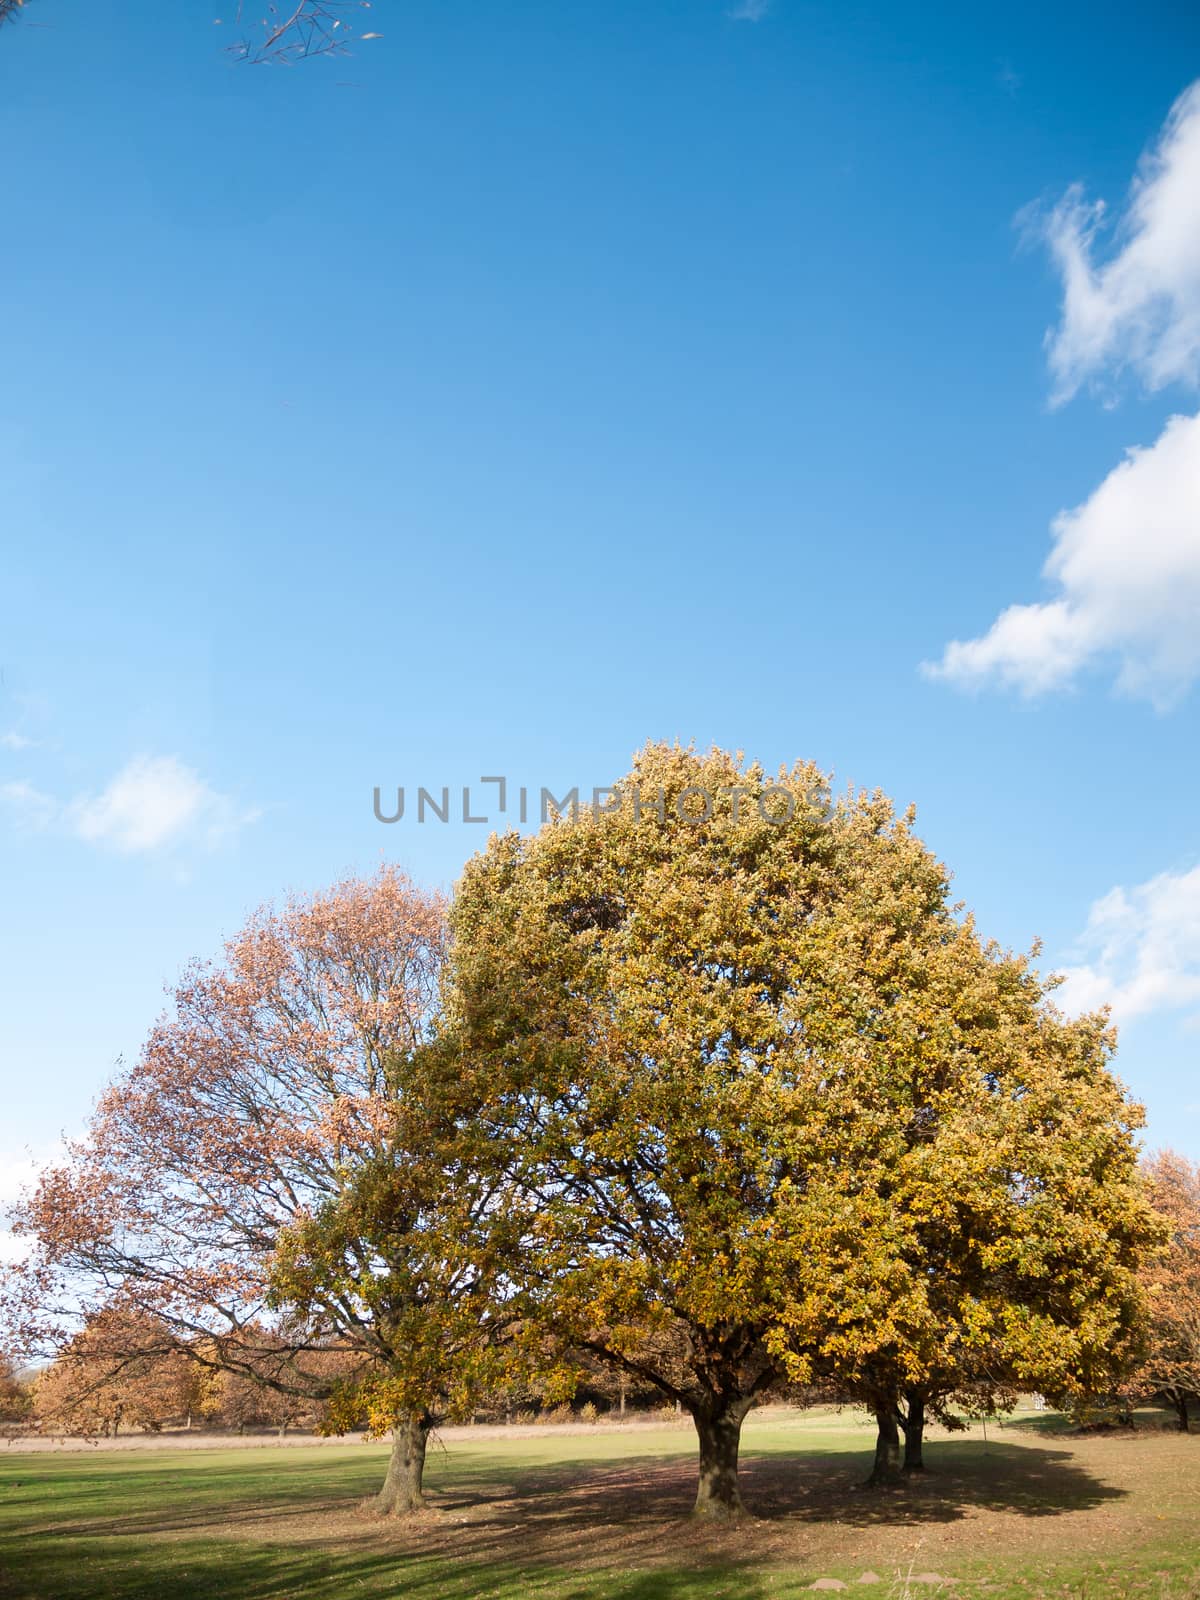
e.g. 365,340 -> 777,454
206,1366 -> 284,1433
447,744 -> 942,1516
1134,1151 -> 1200,1431
31,1305 -> 196,1437
772,904 -> 1160,1482
838,1038 -> 1156,1479
0,1355 -> 31,1425
186,1324 -> 344,1433
448,742 -> 1161,1514
270,1085 -> 530,1511
3,868 -> 512,1512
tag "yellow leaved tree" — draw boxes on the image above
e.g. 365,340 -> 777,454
448,742 -> 1161,1514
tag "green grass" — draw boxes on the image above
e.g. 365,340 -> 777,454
1,1408 -> 1197,1599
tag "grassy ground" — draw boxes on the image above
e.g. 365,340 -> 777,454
1,1406 -> 1197,1599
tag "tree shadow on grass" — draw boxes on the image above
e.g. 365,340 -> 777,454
422,1436 -> 1124,1523
996,1407 -> 1180,1438
31,1437 -> 1125,1535
741,1439 -> 1126,1526
0,1533 -> 783,1600
0,1438 -> 1126,1596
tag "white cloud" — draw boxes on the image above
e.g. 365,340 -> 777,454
924,408 -> 1200,704
929,85 -> 1200,706
0,732 -> 34,751
67,755 -> 254,854
1038,79 -> 1200,404
1056,864 -> 1200,1025
728,0 -> 771,19
2,756 -> 255,854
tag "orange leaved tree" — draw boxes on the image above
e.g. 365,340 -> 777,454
4,867 -> 509,1512
1138,1151 -> 1200,1430
31,1305 -> 196,1437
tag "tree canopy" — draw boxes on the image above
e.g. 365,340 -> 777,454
4,868 -> 516,1511
1135,1151 -> 1200,1430
31,1306 -> 196,1438
447,742 -> 1161,1513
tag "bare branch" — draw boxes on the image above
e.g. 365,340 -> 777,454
223,0 -> 381,67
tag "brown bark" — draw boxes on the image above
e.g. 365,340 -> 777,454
690,1399 -> 752,1519
868,1400 -> 902,1485
1175,1394 -> 1191,1433
375,1412 -> 429,1516
900,1390 -> 926,1473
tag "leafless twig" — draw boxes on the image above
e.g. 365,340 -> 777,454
0,0 -> 381,61
222,0 -> 382,66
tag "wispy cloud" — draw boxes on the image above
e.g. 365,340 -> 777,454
0,780 -> 58,832
924,409 -> 1200,704
1056,864 -> 1200,1026
1,756 -> 258,856
1033,78 -> 1200,406
728,0 -> 772,21
0,731 -> 35,752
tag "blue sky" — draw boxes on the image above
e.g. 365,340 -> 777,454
2,0 -> 1199,1208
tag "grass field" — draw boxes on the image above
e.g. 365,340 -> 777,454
1,1407 -> 1198,1599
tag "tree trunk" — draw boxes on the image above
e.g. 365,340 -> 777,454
690,1400 -> 750,1520
1175,1394 -> 1190,1434
900,1390 -> 926,1473
868,1400 -> 902,1486
375,1412 -> 429,1516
